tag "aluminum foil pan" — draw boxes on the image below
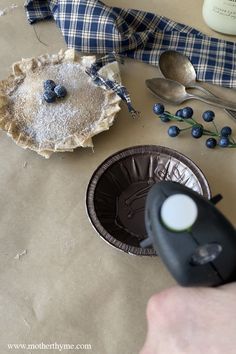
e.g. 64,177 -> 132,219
86,145 -> 211,256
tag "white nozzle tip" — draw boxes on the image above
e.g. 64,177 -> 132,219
160,194 -> 198,231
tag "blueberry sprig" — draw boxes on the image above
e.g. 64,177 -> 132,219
43,80 -> 67,103
153,103 -> 236,149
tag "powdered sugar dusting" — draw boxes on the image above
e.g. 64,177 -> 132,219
9,62 -> 107,147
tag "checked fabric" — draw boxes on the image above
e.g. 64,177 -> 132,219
24,0 -> 236,114
25,0 -> 236,87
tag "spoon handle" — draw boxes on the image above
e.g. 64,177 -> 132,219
190,84 -> 216,96
190,84 -> 236,121
188,92 -> 236,112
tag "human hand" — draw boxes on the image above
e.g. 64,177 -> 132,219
140,283 -> 236,354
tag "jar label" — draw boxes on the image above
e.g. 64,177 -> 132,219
213,1 -> 236,20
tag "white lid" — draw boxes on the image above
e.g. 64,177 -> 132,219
160,194 -> 198,231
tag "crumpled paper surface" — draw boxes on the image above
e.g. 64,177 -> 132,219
0,1 -> 235,353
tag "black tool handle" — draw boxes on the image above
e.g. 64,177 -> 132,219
143,181 -> 236,287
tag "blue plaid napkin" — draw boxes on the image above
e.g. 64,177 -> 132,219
24,0 -> 236,102
24,0 -> 236,87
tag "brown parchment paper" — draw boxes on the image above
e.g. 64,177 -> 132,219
0,1 -> 235,353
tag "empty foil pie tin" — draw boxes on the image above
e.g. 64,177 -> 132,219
86,145 -> 211,256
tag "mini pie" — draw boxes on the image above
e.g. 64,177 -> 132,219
0,49 -> 121,158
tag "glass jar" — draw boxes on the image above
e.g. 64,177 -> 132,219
202,0 -> 236,35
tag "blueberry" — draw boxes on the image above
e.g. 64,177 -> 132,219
182,106 -> 193,119
43,90 -> 57,103
168,126 -> 180,137
175,109 -> 184,118
160,112 -> 170,122
202,110 -> 215,122
54,85 -> 67,98
153,103 -> 165,115
206,138 -> 217,149
191,124 -> 203,138
43,80 -> 56,91
220,126 -> 232,137
219,136 -> 230,147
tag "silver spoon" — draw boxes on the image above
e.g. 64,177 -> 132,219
159,50 -> 236,119
146,78 -> 236,111
159,50 -> 211,93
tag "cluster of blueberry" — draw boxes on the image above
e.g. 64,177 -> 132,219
153,103 -> 236,149
43,80 -> 67,103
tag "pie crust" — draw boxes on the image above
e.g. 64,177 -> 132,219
0,49 -> 121,158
